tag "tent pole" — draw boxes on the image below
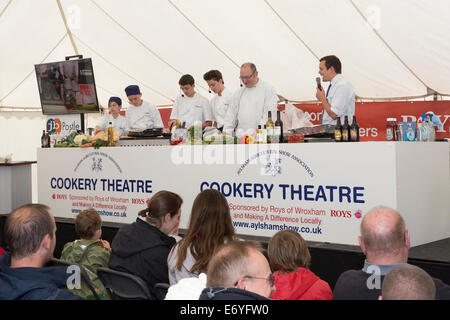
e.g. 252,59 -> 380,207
56,0 -> 79,55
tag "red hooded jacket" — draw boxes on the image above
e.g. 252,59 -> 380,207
271,267 -> 332,300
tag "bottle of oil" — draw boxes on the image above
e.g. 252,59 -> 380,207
107,122 -> 114,146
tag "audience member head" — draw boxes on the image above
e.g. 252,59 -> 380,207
174,188 -> 236,274
358,206 -> 410,264
138,190 -> 183,235
75,208 -> 103,240
4,204 -> 56,267
380,264 -> 436,300
206,240 -> 274,298
268,230 -> 311,273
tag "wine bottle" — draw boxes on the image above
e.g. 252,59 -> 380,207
266,111 -> 274,143
274,110 -> 283,144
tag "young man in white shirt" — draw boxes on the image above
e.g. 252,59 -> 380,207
222,63 -> 278,137
315,55 -> 355,125
168,75 -> 212,130
124,85 -> 164,133
203,70 -> 232,132
94,96 -> 127,136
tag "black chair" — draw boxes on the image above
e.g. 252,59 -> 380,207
154,282 -> 170,300
48,257 -> 100,300
97,267 -> 152,300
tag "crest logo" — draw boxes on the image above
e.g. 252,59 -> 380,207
264,155 -> 282,176
91,157 -> 103,172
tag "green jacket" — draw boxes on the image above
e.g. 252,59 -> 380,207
61,239 -> 110,299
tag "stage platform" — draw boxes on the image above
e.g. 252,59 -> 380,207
1,216 -> 449,290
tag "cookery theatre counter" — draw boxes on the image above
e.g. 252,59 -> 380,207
37,142 -> 450,246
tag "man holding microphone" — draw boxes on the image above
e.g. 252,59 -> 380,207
315,55 -> 355,125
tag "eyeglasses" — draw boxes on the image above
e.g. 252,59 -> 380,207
239,70 -> 256,81
235,274 -> 275,287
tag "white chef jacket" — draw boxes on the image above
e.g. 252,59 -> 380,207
223,79 -> 278,134
321,74 -> 355,125
210,87 -> 232,129
125,100 -> 164,132
169,92 -> 212,128
97,114 -> 127,136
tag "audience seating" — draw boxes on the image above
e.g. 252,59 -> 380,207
48,257 -> 100,300
97,267 -> 152,300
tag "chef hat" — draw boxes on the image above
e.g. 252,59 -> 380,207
125,85 -> 141,96
108,96 -> 122,107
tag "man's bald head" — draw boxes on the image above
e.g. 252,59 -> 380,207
360,206 -> 408,256
206,240 -> 263,288
4,204 -> 55,260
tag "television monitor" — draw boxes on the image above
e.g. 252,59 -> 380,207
35,58 -> 100,115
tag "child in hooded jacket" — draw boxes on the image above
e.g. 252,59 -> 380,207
268,230 -> 332,300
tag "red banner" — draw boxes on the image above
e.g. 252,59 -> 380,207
156,101 -> 450,141
293,101 -> 450,141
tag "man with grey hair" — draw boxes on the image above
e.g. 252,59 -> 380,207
222,62 -> 278,137
380,264 -> 436,300
0,204 -> 82,300
333,206 -> 450,300
199,240 -> 274,300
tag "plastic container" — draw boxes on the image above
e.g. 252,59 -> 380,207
386,118 -> 398,141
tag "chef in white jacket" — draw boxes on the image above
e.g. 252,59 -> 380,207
168,74 -> 212,130
94,96 -> 127,136
203,69 -> 232,132
124,85 -> 164,132
223,63 -> 278,137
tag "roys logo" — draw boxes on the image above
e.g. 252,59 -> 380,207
330,209 -> 363,219
46,118 -> 62,134
330,210 -> 352,218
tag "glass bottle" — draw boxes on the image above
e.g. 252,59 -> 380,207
107,122 -> 114,146
350,116 -> 360,142
266,111 -> 274,143
334,117 -> 342,142
342,116 -> 349,142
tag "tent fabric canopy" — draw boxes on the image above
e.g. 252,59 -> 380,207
1,0 -> 449,110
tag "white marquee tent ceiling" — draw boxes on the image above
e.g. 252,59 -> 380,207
0,0 -> 449,110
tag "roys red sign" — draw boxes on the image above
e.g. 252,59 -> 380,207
292,101 -> 450,141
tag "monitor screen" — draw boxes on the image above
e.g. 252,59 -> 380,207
35,58 -> 100,115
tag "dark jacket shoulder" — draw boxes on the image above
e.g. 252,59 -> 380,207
199,287 -> 269,300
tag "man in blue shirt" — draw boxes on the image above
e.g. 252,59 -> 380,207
315,55 -> 355,125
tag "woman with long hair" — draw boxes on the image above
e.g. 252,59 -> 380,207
167,189 -> 236,285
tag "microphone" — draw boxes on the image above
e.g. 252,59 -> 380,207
316,77 -> 322,91
209,90 -> 212,94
